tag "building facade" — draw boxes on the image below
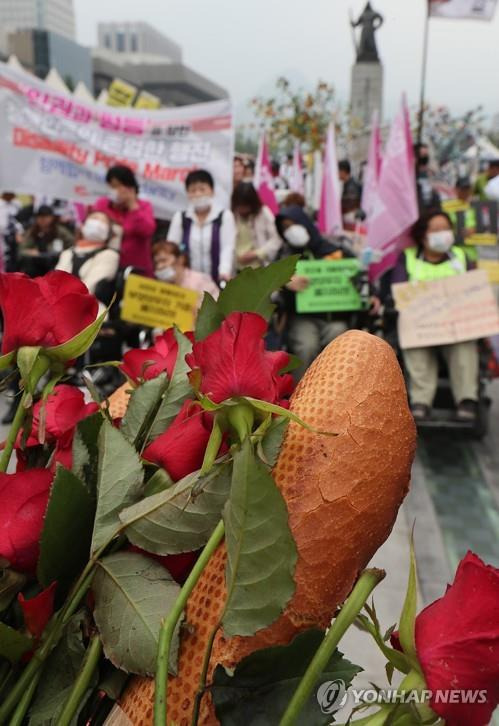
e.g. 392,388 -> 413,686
8,29 -> 92,88
0,0 -> 75,55
97,22 -> 182,62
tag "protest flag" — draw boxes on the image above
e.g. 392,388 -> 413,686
367,95 -> 418,281
318,123 -> 342,236
429,0 -> 497,20
361,110 -> 383,219
254,133 -> 279,215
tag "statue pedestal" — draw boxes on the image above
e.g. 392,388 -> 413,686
350,61 -> 383,128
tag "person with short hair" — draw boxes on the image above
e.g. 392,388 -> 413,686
152,240 -> 219,308
167,169 -> 236,284
94,165 -> 156,276
339,159 -> 362,223
233,155 -> 245,188
231,182 -> 281,270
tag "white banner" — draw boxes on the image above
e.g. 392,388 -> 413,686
0,62 -> 234,218
429,0 -> 498,20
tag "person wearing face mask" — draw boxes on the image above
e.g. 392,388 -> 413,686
152,241 -> 219,310
56,211 -> 120,300
231,182 -> 282,270
167,170 -> 236,285
275,204 -> 351,379
94,165 -> 156,276
391,210 -> 479,422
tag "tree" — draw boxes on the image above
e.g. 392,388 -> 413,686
250,77 -> 343,154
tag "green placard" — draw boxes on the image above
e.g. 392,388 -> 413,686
295,258 -> 363,313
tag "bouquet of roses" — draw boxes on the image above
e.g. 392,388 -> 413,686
0,264 -> 497,726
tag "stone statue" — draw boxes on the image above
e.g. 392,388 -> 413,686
351,2 -> 384,63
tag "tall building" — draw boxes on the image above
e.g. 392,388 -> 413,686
0,0 -> 75,55
97,22 -> 182,63
9,29 -> 92,88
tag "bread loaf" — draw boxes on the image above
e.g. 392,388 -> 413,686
118,330 -> 416,725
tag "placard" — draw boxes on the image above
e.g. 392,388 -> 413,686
121,274 -> 198,331
478,259 -> 499,284
392,269 -> 499,349
295,259 -> 363,313
442,199 -> 498,246
107,78 -> 138,107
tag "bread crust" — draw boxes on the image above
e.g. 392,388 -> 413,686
119,331 -> 417,725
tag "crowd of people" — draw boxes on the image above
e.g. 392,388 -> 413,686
1,143 -> 498,426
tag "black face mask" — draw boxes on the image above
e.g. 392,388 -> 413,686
418,155 -> 430,167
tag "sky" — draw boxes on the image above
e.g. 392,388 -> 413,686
75,0 -> 499,125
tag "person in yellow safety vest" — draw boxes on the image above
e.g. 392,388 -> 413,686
444,177 -> 478,262
391,210 -> 479,423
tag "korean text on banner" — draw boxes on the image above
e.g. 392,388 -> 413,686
0,61 -> 233,218
392,269 -> 499,349
121,274 -> 198,331
295,258 -> 364,313
429,0 -> 497,20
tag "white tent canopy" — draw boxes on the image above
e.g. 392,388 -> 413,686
44,68 -> 70,94
464,136 -> 499,161
73,81 -> 95,104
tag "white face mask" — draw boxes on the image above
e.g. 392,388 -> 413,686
189,195 -> 212,212
108,189 -> 120,204
82,218 -> 109,243
156,266 -> 176,282
427,230 -> 454,254
284,224 -> 310,248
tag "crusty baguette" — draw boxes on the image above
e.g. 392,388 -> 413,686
118,330 -> 416,725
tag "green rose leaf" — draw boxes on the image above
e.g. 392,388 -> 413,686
29,612 -> 96,725
145,329 -> 193,444
37,466 -> 95,592
91,421 -> 144,554
44,306 -> 108,364
195,256 -> 298,340
92,551 -> 182,676
398,535 -> 421,674
258,416 -> 288,467
120,374 -> 169,449
120,461 -> 231,555
222,438 -> 298,637
0,622 -> 32,663
143,467 -> 174,497
72,411 -> 104,495
0,350 -> 15,371
210,630 -> 362,726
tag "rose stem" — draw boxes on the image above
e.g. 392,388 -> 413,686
279,569 -> 386,726
0,541 -> 109,721
0,389 -> 29,472
56,634 -> 103,726
153,519 -> 225,726
190,619 -> 220,726
7,668 -> 42,726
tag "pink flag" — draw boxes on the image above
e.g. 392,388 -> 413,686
290,142 -> 304,194
367,96 -> 418,280
254,134 -> 279,215
361,110 -> 383,219
318,123 -> 342,236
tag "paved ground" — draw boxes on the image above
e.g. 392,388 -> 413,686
1,381 -> 498,724
335,380 -> 499,724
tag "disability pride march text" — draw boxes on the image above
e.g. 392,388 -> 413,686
0,62 -> 234,217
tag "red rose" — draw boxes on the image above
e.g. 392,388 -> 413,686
16,385 -> 99,471
0,469 -> 53,573
18,582 -> 57,639
0,271 -> 98,355
121,329 -> 194,384
142,399 -> 215,481
393,552 -> 499,726
185,312 -> 294,404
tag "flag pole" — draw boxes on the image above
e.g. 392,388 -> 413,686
417,1 -> 431,144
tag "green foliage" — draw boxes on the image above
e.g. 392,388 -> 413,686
195,257 -> 298,340
92,552 -> 181,676
72,411 -> 104,494
91,422 -> 144,553
210,630 -> 362,725
0,622 -> 32,663
120,461 -> 232,555
28,612 -> 96,725
37,466 -> 95,592
120,374 -> 169,448
222,438 -> 297,636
